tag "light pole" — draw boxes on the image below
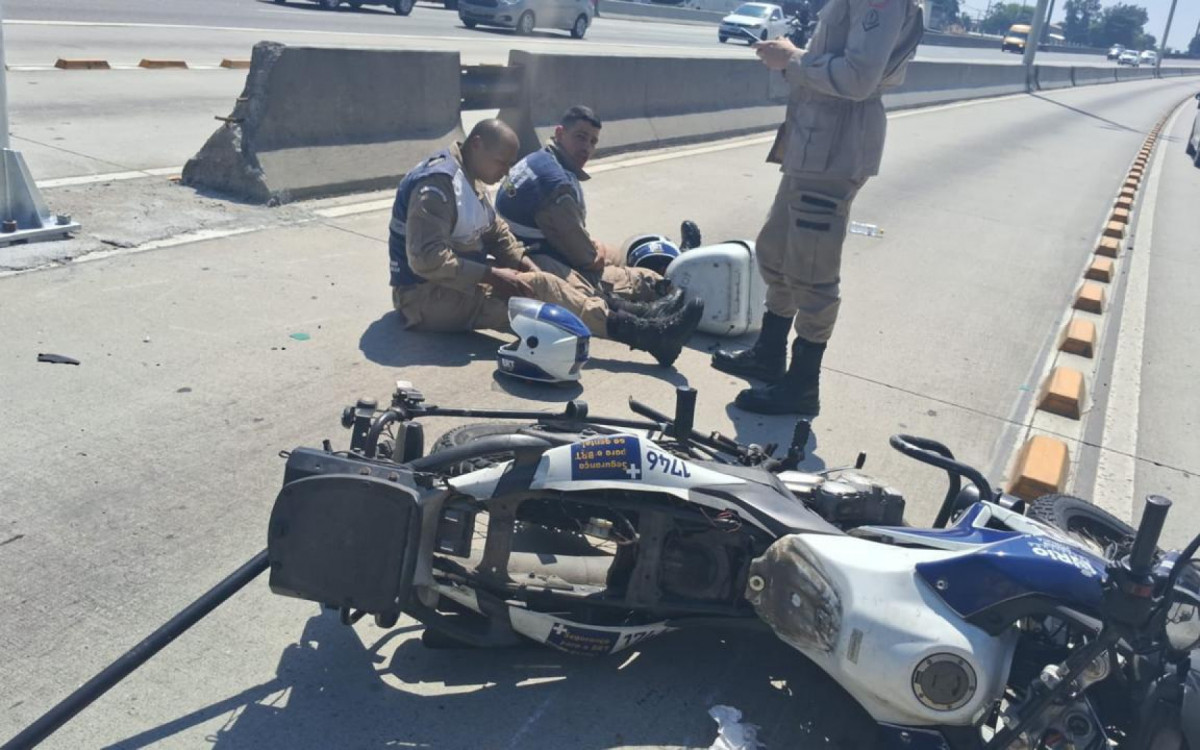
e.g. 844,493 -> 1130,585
1155,0 -> 1178,76
0,0 -> 80,251
1020,0 -> 1051,90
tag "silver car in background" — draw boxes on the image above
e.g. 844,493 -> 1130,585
459,0 -> 594,37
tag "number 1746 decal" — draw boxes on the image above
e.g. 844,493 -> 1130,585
646,450 -> 690,478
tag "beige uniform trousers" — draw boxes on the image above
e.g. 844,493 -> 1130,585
392,269 -> 610,337
531,246 -> 661,304
755,174 -> 865,343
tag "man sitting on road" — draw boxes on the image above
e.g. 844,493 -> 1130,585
388,118 -> 704,367
495,106 -> 697,315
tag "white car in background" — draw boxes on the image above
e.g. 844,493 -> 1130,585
1140,49 -> 1158,65
1117,49 -> 1140,66
718,2 -> 788,44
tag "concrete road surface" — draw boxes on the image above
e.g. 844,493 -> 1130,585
3,77 -> 1199,748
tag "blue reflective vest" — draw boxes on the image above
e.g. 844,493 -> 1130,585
495,147 -> 585,265
388,149 -> 495,287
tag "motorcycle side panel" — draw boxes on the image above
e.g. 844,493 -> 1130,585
666,241 -> 766,337
508,608 -> 675,656
531,434 -> 744,498
915,535 -> 1107,622
748,534 -> 1015,727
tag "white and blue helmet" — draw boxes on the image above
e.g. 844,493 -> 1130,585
497,298 -> 590,384
625,234 -> 681,275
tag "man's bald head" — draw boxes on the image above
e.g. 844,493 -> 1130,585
463,119 -> 520,184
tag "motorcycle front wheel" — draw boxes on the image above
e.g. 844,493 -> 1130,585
1027,493 -> 1136,557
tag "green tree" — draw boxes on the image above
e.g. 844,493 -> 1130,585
1189,34 -> 1200,56
1090,3 -> 1149,48
981,2 -> 1034,35
929,0 -> 961,28
1061,0 -> 1100,44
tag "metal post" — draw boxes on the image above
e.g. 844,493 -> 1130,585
1156,0 -> 1178,77
0,0 -> 9,151
1020,0 -> 1051,91
0,0 -> 80,251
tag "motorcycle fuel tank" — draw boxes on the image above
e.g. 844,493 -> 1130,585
665,240 -> 767,337
746,534 -> 1015,728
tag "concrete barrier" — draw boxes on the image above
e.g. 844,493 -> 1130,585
1035,65 -> 1074,91
1114,66 -> 1154,81
182,43 -> 464,205
922,31 -> 1003,50
883,61 -> 1026,109
598,0 -> 725,23
1071,65 -> 1117,86
498,50 -> 784,157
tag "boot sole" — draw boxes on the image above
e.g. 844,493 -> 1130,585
710,357 -> 785,382
733,394 -> 820,417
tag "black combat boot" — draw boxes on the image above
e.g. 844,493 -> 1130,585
606,285 -> 687,318
680,220 -> 702,250
734,337 -> 826,416
607,297 -> 705,367
711,311 -> 792,382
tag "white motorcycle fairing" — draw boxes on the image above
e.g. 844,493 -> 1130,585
747,534 -> 1016,727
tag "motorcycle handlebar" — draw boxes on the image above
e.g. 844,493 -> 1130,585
889,434 -> 995,506
1129,495 -> 1171,577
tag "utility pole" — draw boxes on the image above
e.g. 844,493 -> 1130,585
0,0 -> 80,251
1021,0 -> 1051,90
1156,0 -> 1178,76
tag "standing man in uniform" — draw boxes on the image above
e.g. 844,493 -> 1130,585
496,106 -> 692,313
389,118 -> 704,367
712,0 -> 923,415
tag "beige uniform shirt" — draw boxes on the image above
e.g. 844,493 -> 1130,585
776,0 -> 923,178
404,143 -> 528,291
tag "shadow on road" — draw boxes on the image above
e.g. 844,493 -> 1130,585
110,609 -> 880,749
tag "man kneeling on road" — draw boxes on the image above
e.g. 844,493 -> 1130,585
388,118 -> 704,367
495,105 -> 694,320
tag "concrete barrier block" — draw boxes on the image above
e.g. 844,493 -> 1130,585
55,58 -> 110,70
1008,435 -> 1070,500
884,61 -> 1026,109
182,43 -> 464,204
1036,65 -> 1073,90
139,59 -> 188,69
1085,257 -> 1115,283
1096,236 -> 1121,258
500,50 -> 780,158
1074,281 -> 1105,313
1060,317 -> 1096,358
1039,367 -> 1086,419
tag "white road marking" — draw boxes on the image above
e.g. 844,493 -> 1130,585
1089,100 -> 1190,520
313,198 -> 395,218
37,167 -> 184,189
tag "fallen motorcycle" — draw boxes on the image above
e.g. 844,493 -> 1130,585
8,384 -> 1198,750
265,382 -> 1200,750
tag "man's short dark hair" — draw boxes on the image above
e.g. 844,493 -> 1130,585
561,105 -> 602,130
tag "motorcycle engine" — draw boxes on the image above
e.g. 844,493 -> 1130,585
781,471 -> 906,527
